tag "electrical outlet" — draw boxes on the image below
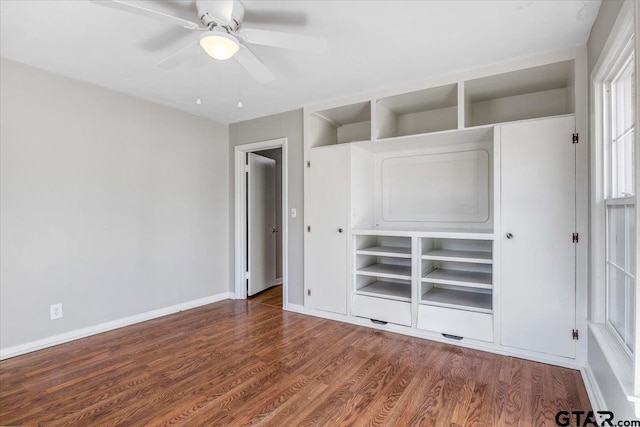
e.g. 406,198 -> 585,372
290,208 -> 297,218
50,303 -> 63,320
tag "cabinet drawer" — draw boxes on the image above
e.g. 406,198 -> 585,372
417,305 -> 494,342
352,294 -> 412,326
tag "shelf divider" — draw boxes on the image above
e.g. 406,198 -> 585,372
356,245 -> 412,258
357,263 -> 412,280
421,287 -> 492,313
356,281 -> 412,302
422,249 -> 492,264
422,268 -> 492,289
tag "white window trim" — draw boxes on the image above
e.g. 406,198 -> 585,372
589,0 -> 638,407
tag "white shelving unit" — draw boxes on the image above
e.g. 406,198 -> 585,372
464,60 -> 575,127
418,236 -> 495,342
352,234 -> 413,326
307,101 -> 371,148
304,48 -> 587,359
420,237 -> 493,312
376,84 -> 458,139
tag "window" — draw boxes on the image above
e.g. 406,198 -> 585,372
604,39 -> 636,354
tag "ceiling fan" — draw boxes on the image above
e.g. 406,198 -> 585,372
89,0 -> 327,83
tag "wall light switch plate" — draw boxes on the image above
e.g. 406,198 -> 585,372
291,208 -> 297,218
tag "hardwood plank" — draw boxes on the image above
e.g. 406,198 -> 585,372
248,285 -> 282,307
0,299 -> 592,426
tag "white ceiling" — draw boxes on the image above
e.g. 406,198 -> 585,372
0,0 -> 600,124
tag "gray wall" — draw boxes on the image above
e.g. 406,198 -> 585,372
229,110 -> 304,305
0,59 -> 230,350
587,0 -> 625,74
256,148 -> 283,280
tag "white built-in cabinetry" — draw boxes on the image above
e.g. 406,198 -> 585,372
303,50 -> 585,366
304,145 -> 349,315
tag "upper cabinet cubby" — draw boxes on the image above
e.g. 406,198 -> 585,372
376,84 -> 458,139
305,54 -> 578,148
464,60 -> 575,127
308,101 -> 371,148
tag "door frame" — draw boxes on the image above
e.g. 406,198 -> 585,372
234,138 -> 288,306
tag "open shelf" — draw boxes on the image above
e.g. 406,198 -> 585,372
421,287 -> 492,313
356,245 -> 412,258
357,263 -> 411,280
465,60 -> 574,127
422,268 -> 492,289
376,84 -> 458,139
422,249 -> 492,264
356,280 -> 412,302
308,101 -> 371,147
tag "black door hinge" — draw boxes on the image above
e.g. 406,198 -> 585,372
307,225 -> 311,232
307,289 -> 311,296
572,133 -> 579,144
572,329 -> 579,340
307,160 -> 311,168
572,233 -> 579,243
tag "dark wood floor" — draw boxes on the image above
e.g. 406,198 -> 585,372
248,284 -> 282,308
0,300 -> 591,426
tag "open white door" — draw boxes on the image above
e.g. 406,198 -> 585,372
248,153 -> 277,296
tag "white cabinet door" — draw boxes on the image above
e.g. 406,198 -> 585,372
305,145 -> 348,314
501,116 -> 576,358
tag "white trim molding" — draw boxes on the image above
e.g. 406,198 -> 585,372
283,303 -> 304,314
234,138 -> 289,307
589,0 -> 639,418
581,363 -> 607,414
0,292 -> 232,360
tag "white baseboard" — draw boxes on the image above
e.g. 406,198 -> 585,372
0,292 -> 232,360
287,306 -> 583,370
276,277 -> 283,285
581,363 -> 606,412
283,303 -> 304,313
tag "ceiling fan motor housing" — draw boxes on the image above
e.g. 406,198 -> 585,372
196,0 -> 245,31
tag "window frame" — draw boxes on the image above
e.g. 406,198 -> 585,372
602,40 -> 636,355
589,0 -> 638,408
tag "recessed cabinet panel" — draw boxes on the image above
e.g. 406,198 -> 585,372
381,150 -> 489,222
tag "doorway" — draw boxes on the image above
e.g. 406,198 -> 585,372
234,138 -> 288,308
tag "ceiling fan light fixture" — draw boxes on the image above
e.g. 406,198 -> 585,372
199,32 -> 240,60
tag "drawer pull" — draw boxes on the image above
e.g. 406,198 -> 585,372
442,333 -> 464,341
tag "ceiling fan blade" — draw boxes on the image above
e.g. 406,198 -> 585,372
238,28 -> 327,52
235,45 -> 275,83
89,0 -> 202,30
156,36 -> 199,68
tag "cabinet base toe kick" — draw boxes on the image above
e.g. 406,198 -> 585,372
417,305 -> 494,343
